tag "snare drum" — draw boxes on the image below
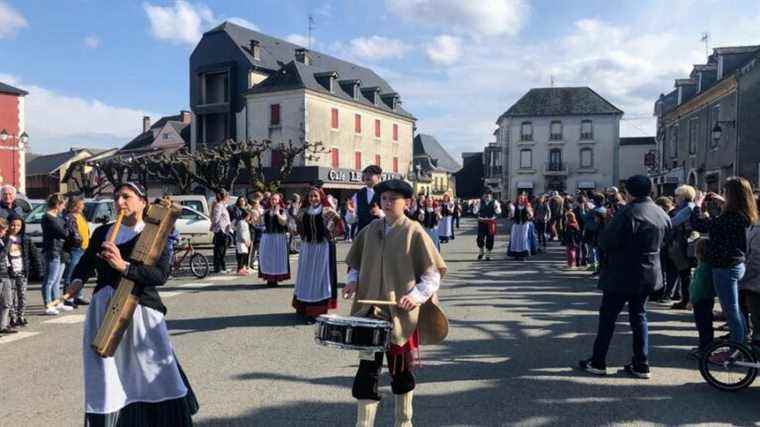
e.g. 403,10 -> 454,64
314,314 -> 392,352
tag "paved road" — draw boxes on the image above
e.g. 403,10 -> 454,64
1,219 -> 758,426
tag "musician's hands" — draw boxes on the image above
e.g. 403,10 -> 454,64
101,241 -> 129,273
398,295 -> 419,312
343,282 -> 357,299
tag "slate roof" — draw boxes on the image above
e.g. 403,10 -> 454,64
120,114 -> 190,152
206,21 -> 414,119
620,137 -> 656,146
413,134 -> 462,173
499,87 -> 623,121
0,82 -> 27,96
26,149 -> 91,176
714,45 -> 760,55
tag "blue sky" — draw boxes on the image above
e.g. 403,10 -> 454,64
1,0 -> 759,158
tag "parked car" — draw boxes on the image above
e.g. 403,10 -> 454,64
169,195 -> 210,218
175,206 -> 213,245
25,199 -> 115,246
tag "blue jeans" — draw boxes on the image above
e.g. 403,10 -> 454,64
62,247 -> 84,298
712,264 -> 746,343
41,253 -> 64,306
592,291 -> 649,366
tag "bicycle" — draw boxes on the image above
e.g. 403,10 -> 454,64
170,237 -> 210,279
699,339 -> 759,391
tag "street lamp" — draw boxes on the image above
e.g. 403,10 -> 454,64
712,120 -> 736,143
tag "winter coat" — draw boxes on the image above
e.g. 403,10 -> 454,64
740,223 -> 760,293
41,212 -> 69,258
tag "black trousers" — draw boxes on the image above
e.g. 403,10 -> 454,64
476,222 -> 494,250
535,221 -> 547,247
352,351 -> 415,401
213,232 -> 229,273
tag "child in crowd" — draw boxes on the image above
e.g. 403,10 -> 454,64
6,213 -> 41,327
563,211 -> 581,269
235,210 -> 252,276
689,238 -> 715,359
0,218 -> 15,334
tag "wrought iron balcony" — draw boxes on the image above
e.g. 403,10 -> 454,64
544,162 -> 568,175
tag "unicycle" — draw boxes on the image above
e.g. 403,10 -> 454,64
699,339 -> 758,391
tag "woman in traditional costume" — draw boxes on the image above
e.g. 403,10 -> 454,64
292,187 -> 342,323
507,193 -> 534,261
437,193 -> 455,244
72,182 -> 198,426
258,193 -> 290,286
416,196 -> 441,251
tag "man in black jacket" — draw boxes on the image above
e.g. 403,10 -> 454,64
580,175 -> 671,379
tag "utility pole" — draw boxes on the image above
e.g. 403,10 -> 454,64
308,14 -> 315,50
701,32 -> 710,57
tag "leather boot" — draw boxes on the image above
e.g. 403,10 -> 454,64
356,399 -> 379,427
394,391 -> 413,427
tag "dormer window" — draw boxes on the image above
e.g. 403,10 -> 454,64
361,87 -> 381,105
295,48 -> 311,65
249,40 -> 261,61
339,79 -> 361,99
315,71 -> 338,93
381,93 -> 400,110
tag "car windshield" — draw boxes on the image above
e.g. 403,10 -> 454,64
25,204 -> 46,224
181,200 -> 204,213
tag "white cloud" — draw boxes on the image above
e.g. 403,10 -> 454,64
84,35 -> 101,49
143,1 -> 215,45
346,36 -> 412,61
227,17 -> 259,31
425,35 -> 462,65
385,0 -> 528,38
0,74 -> 161,154
0,1 -> 28,39
285,33 -> 311,47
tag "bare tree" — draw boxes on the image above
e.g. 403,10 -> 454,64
61,159 -> 111,197
188,139 -> 244,193
237,138 -> 327,193
146,149 -> 196,194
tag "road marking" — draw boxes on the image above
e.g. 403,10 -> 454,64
207,276 -> 237,282
43,314 -> 86,324
0,331 -> 40,344
177,282 -> 214,288
160,291 -> 185,299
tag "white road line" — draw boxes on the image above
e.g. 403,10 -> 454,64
43,314 -> 86,324
177,282 -> 214,288
0,331 -> 40,344
207,276 -> 237,282
160,291 -> 185,299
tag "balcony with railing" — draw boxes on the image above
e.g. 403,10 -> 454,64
544,161 -> 568,176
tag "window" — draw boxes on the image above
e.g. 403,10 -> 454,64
331,148 -> 339,168
520,122 -> 533,141
203,113 -> 228,144
548,149 -> 562,170
374,119 -> 381,138
689,118 -> 699,154
550,121 -> 563,140
374,154 -> 381,166
393,124 -> 398,141
180,207 -> 204,221
580,148 -> 594,168
355,151 -> 362,170
354,114 -> 361,133
393,157 -> 399,173
270,104 -> 281,126
331,108 -> 339,129
163,133 -> 170,140
519,149 -> 532,169
711,105 -> 721,148
203,72 -> 229,104
670,125 -> 678,158
581,120 -> 593,140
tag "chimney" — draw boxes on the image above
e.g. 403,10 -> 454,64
142,116 -> 151,132
295,48 -> 311,65
180,110 -> 192,124
249,39 -> 261,60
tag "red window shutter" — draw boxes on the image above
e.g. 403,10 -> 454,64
355,152 -> 361,170
393,157 -> 399,173
355,114 -> 361,133
331,148 -> 339,168
393,124 -> 398,141
270,104 -> 280,125
331,108 -> 339,129
374,154 -> 381,166
375,119 -> 381,137
271,149 -> 283,168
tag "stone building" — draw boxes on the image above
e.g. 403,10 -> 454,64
619,137 -> 656,184
0,82 -> 28,192
496,87 -> 623,198
411,134 -> 460,197
651,44 -> 760,195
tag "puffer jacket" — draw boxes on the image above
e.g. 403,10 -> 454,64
41,212 -> 69,258
740,223 -> 760,293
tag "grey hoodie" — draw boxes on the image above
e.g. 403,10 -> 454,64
741,223 -> 760,293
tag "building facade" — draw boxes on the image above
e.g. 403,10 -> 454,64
651,45 -> 760,195
411,134 -> 460,197
496,87 -> 623,198
619,137 -> 656,184
26,148 -> 99,198
191,21 -> 414,198
454,152 -> 484,200
0,82 -> 28,193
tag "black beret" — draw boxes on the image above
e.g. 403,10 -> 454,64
362,165 -> 383,175
373,179 -> 413,198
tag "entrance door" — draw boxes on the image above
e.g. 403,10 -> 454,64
548,149 -> 562,171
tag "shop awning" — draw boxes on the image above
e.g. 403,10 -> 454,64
577,181 -> 596,189
516,181 -> 534,189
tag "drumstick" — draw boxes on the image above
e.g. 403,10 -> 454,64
49,210 -> 125,308
357,299 -> 398,306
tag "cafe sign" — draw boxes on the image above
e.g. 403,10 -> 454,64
327,168 -> 402,183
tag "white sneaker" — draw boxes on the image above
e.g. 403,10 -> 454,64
56,303 -> 74,312
45,307 -> 60,315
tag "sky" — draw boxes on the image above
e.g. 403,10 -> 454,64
1,0 -> 759,159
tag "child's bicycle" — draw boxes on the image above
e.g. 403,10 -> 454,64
170,237 -> 210,279
699,339 -> 759,391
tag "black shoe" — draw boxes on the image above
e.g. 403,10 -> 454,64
74,298 -> 90,306
267,281 -> 278,287
578,358 -> 608,376
0,327 -> 19,334
64,300 -> 78,309
18,317 -> 27,327
305,317 -> 317,325
623,362 -> 651,379
477,254 -> 484,260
